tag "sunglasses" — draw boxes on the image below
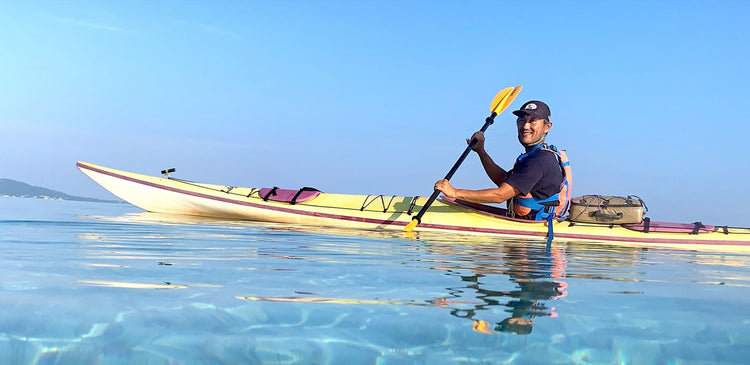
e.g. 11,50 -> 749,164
516,116 -> 548,126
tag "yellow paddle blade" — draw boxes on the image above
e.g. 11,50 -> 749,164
473,320 -> 495,334
404,219 -> 418,232
490,85 -> 523,115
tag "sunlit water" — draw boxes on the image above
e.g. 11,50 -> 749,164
1,197 -> 749,364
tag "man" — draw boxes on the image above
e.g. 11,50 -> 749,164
434,100 -> 570,220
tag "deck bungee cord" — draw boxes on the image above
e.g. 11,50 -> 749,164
360,195 -> 397,213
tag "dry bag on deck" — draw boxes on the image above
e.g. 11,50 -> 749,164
569,195 -> 646,224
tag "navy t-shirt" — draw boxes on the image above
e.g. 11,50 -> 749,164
506,149 -> 564,200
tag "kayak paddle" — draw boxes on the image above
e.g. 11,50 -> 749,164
404,85 -> 523,232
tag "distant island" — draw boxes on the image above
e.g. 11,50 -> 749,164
0,178 -> 120,203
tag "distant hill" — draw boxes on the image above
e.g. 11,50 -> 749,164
0,178 -> 119,203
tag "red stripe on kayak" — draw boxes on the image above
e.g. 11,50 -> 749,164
76,162 -> 750,247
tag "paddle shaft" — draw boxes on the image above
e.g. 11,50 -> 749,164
411,112 -> 497,224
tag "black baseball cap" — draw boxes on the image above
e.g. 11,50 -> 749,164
513,100 -> 551,121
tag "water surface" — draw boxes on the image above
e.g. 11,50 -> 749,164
1,198 -> 749,364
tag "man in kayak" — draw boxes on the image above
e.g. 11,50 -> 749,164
434,100 -> 570,220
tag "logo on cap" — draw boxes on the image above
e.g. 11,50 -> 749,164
524,103 -> 537,110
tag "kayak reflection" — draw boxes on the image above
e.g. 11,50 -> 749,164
83,211 -> 648,337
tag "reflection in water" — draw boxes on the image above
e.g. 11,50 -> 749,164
79,211 -> 649,337
427,242 -> 568,335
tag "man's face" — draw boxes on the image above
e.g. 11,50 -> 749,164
516,115 -> 551,146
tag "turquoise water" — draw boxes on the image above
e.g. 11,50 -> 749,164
1,197 -> 749,364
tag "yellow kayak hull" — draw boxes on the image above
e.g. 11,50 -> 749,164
76,161 -> 750,252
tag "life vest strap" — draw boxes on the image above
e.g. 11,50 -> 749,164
515,194 -> 560,210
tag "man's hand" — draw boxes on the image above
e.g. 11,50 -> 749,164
466,131 -> 485,152
434,179 -> 458,199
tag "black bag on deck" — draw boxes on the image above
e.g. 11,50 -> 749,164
569,195 -> 646,224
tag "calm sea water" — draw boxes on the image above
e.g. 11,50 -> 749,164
1,197 -> 749,364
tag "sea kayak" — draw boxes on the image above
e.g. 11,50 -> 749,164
76,161 -> 750,252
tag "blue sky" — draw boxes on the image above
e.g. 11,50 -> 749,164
1,1 -> 748,226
